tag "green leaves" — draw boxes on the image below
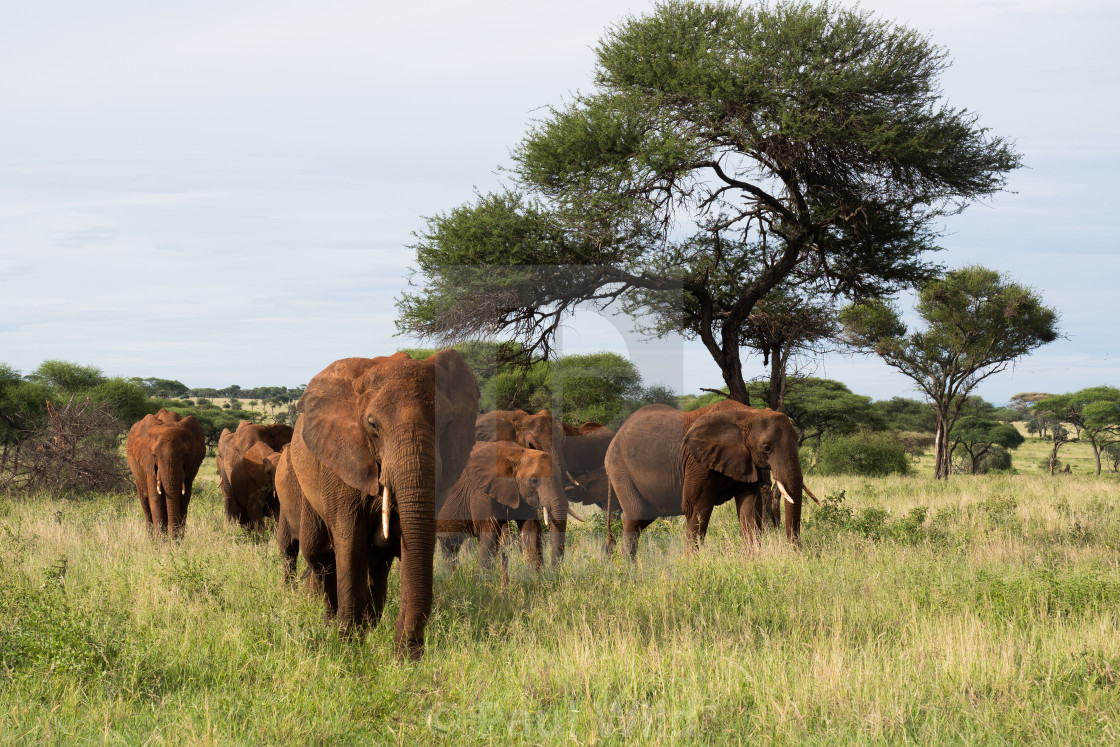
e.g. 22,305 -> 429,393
399,1 -> 1021,403
841,265 -> 1058,478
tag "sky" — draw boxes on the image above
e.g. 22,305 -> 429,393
1,0 -> 1117,403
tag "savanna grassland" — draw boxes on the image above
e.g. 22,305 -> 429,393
3,437 -> 1120,744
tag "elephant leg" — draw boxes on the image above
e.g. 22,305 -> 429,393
516,519 -> 543,571
300,509 -> 337,619
133,474 -> 154,528
368,552 -> 393,626
685,502 -> 716,551
438,535 -> 467,569
333,523 -> 374,633
736,486 -> 762,550
498,523 -> 511,590
478,520 -> 500,572
621,517 -> 656,560
149,484 -> 169,536
277,515 -> 299,584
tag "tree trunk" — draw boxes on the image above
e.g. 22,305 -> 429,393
1093,442 -> 1102,476
934,411 -> 950,480
767,345 -> 783,410
1049,437 -> 1063,476
724,370 -> 750,406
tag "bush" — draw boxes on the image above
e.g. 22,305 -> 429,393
816,432 -> 910,476
975,445 -> 1013,473
895,431 -> 935,457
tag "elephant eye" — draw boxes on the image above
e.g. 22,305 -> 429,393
761,443 -> 772,453
528,476 -> 540,487
366,417 -> 380,436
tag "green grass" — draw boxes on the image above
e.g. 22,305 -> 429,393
3,462 -> 1120,744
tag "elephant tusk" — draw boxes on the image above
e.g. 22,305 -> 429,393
566,471 -> 581,488
567,505 -> 588,523
542,508 -> 549,528
381,482 -> 392,539
803,484 -> 822,506
775,480 -> 795,505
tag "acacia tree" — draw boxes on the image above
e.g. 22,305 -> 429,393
1034,387 -> 1120,475
949,415 -> 1025,474
396,1 -> 1020,404
740,286 -> 839,409
841,266 -> 1059,479
1009,392 -> 1054,437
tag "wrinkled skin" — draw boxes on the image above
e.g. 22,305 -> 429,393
561,421 -> 615,514
126,409 -> 206,539
270,445 -> 307,585
216,421 -> 293,530
475,409 -> 569,564
289,350 -> 478,660
604,401 -> 806,558
437,442 -> 558,582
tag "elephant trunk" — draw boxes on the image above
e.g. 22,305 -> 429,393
386,430 -> 437,660
771,458 -> 805,547
539,468 -> 568,564
157,451 -> 185,539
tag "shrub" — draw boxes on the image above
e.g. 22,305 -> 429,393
816,432 -> 910,476
975,444 -> 1013,473
895,431 -> 935,457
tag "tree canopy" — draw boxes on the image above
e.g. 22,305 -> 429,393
949,414 -> 1024,475
404,344 -> 670,427
842,265 -> 1059,479
1034,387 -> 1120,475
397,0 -> 1020,405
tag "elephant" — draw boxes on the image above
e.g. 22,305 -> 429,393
603,400 -> 819,558
126,408 -> 206,538
475,409 -> 572,564
216,421 -> 293,529
560,421 -> 615,514
272,444 -> 310,585
436,441 -> 559,584
289,349 -> 478,659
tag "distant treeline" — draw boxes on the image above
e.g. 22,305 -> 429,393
3,353 -> 1116,494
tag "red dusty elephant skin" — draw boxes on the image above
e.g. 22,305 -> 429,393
289,350 -> 478,659
126,408 -> 206,539
605,400 -> 819,558
437,441 -> 558,581
475,409 -> 571,564
216,421 -> 293,529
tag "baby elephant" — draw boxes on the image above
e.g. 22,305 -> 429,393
437,441 -> 556,583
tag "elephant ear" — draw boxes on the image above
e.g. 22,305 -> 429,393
257,423 -> 294,451
684,413 -> 757,483
466,442 -> 521,508
177,416 -> 206,468
297,357 -> 380,495
430,348 -> 481,492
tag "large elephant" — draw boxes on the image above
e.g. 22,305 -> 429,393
126,408 -> 206,538
604,400 -> 819,558
436,441 -> 558,582
216,421 -> 293,529
289,350 -> 478,659
475,409 -> 571,564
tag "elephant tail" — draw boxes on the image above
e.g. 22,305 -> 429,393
605,480 -> 615,548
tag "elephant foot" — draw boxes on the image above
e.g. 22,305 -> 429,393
394,615 -> 425,661
395,631 -> 424,661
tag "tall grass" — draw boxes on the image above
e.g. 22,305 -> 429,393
3,461 -> 1120,743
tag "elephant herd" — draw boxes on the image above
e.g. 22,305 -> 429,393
125,348 -> 818,659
